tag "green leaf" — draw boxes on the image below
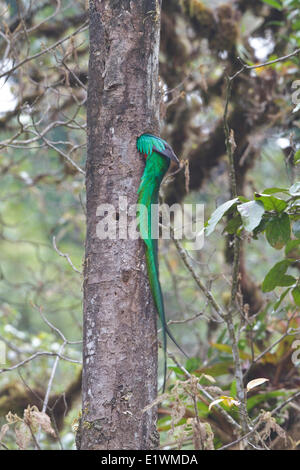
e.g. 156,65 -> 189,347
223,214 -> 242,234
262,0 -> 283,9
292,286 -> 300,306
230,380 -> 237,398
158,417 -> 187,432
294,150 -> 300,164
211,343 -> 251,360
285,238 -> 300,257
255,194 -> 287,212
289,182 -> 300,196
197,361 -> 233,377
265,213 -> 291,249
273,288 -> 291,311
262,259 -> 296,292
262,0 -> 282,9
253,218 -> 268,238
185,357 -> 202,372
247,390 -> 290,412
238,196 -> 250,203
237,201 -> 265,232
262,187 -> 289,195
168,366 -> 185,376
205,198 -> 239,236
197,401 -> 210,418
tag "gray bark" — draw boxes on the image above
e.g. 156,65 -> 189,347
80,0 -> 161,450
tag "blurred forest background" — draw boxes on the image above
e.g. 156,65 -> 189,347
0,0 -> 299,450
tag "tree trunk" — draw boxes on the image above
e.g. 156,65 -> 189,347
80,0 -> 161,450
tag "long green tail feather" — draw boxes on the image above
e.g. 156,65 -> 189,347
137,135 -> 187,391
144,239 -> 168,390
144,242 -> 188,390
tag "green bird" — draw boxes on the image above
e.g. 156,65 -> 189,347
136,133 -> 187,391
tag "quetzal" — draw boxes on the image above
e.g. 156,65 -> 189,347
136,133 -> 187,391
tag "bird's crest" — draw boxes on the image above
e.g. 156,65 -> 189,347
136,133 -> 166,158
137,133 -> 179,165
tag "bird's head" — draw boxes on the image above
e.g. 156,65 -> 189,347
136,133 -> 180,166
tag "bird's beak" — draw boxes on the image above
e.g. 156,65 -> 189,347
153,145 -> 180,166
169,152 -> 180,166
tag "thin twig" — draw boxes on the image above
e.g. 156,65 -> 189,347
230,48 -> 300,80
0,22 -> 89,79
0,352 -> 81,373
53,236 -> 82,274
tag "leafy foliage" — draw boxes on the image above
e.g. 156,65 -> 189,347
206,182 -> 300,301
